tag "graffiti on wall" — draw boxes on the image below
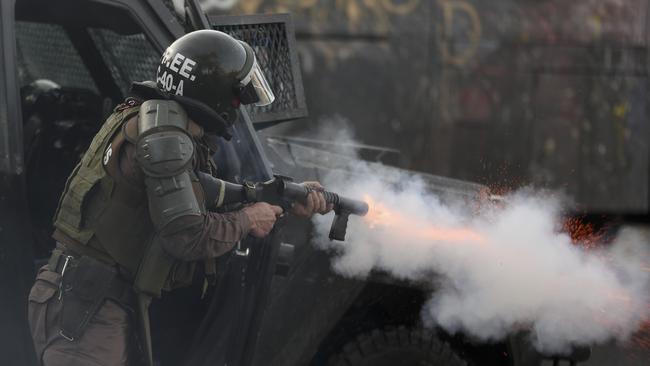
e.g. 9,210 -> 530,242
212,0 -> 650,211
230,0 -> 424,33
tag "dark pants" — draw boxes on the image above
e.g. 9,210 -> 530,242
28,266 -> 136,366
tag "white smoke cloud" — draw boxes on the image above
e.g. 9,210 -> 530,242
309,125 -> 650,354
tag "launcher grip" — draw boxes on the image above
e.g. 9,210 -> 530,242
329,211 -> 350,241
282,182 -> 368,241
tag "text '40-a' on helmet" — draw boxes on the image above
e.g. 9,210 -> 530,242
155,29 -> 275,125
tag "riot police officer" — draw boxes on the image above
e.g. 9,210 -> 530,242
27,30 -> 330,366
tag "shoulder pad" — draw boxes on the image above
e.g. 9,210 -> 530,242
136,130 -> 194,177
125,112 -> 203,143
138,99 -> 188,135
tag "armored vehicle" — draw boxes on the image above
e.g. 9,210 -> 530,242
0,1 -> 597,366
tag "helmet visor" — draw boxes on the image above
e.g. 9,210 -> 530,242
239,59 -> 275,107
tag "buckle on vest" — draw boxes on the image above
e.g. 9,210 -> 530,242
59,330 -> 75,342
57,255 -> 74,301
60,255 -> 73,276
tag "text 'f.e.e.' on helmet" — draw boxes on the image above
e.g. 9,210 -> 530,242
155,29 -> 274,130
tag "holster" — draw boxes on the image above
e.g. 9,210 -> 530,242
59,255 -> 120,341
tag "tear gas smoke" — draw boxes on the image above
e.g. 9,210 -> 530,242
308,124 -> 650,353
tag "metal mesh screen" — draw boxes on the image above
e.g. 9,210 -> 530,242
211,15 -> 307,124
15,22 -> 98,91
162,0 -> 188,27
89,29 -> 160,94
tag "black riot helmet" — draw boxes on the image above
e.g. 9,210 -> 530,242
155,30 -> 274,129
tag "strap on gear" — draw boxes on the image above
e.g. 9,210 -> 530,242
53,253 -> 135,342
136,293 -> 154,366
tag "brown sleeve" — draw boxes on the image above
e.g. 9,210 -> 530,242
158,211 -> 251,261
118,137 -> 145,186
119,142 -> 252,261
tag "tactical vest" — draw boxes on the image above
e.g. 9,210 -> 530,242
53,101 -> 204,288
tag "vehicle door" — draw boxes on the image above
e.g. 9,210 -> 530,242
0,1 -> 183,364
0,1 -> 39,365
177,4 -> 316,366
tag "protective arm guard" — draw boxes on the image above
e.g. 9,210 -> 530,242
135,100 -> 202,230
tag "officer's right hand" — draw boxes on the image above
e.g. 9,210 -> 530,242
243,202 -> 283,238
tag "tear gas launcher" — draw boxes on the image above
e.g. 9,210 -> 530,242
197,172 -> 368,241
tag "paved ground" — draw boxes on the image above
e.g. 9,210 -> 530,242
539,343 -> 650,366
583,344 -> 649,366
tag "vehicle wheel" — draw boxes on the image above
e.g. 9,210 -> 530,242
327,326 -> 468,366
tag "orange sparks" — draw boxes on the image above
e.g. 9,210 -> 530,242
363,195 -> 650,351
363,195 -> 486,244
562,217 -> 604,249
627,319 -> 650,352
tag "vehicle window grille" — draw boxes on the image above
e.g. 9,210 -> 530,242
161,0 -> 188,27
88,29 -> 159,94
211,14 -> 308,124
15,22 -> 98,92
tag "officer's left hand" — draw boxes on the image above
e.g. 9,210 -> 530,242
291,181 -> 334,218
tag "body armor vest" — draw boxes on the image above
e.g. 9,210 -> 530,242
52,96 -> 222,366
53,104 -> 150,276
53,100 -> 210,285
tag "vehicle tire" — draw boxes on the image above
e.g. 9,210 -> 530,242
327,326 -> 468,366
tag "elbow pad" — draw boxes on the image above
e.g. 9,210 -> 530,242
135,100 -> 202,229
